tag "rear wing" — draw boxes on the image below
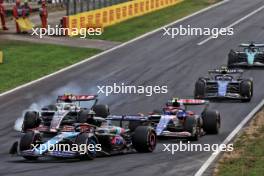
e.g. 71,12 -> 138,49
208,69 -> 243,74
239,43 -> 264,48
106,115 -> 149,121
57,94 -> 98,102
177,99 -> 209,105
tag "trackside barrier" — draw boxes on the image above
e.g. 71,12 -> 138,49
64,0 -> 184,36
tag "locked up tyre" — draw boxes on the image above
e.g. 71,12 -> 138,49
132,126 -> 156,153
202,110 -> 220,134
22,111 -> 41,131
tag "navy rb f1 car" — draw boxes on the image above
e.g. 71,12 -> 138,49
148,98 -> 221,141
228,42 -> 264,67
194,66 -> 253,102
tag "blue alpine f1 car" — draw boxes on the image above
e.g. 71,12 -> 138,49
9,94 -> 156,160
228,42 -> 264,67
194,66 -> 253,102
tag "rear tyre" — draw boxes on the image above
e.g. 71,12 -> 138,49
93,104 -> 110,118
75,133 -> 98,160
184,117 -> 199,141
22,111 -> 41,131
77,110 -> 90,123
241,80 -> 253,102
202,110 -> 220,134
194,79 -> 206,99
19,131 -> 40,160
132,126 -> 156,153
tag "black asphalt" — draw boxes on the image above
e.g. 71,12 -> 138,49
1,0 -> 264,175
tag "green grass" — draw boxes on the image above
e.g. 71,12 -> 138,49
88,0 -> 220,42
216,115 -> 264,176
0,0 -> 220,93
0,41 -> 101,93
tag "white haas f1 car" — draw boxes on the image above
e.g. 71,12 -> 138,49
194,66 -> 253,102
228,43 -> 264,67
20,94 -> 110,133
148,98 -> 221,141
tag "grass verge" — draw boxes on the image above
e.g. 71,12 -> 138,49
0,0 -> 220,93
88,0 -> 221,42
0,40 -> 101,93
214,109 -> 264,176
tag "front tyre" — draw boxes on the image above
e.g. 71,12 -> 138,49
202,110 -> 220,134
75,133 -> 98,160
184,117 -> 199,141
194,79 -> 206,99
19,131 -> 40,160
22,111 -> 41,131
241,80 -> 253,102
228,50 -> 237,68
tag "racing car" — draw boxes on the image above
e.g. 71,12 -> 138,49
10,95 -> 157,160
228,42 -> 264,67
10,117 -> 156,160
194,66 -> 253,102
21,94 -> 110,133
147,98 -> 221,141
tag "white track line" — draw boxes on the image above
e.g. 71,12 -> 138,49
197,4 -> 264,46
0,0 -> 229,98
194,99 -> 264,176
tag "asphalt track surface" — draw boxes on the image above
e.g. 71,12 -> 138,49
1,0 -> 264,175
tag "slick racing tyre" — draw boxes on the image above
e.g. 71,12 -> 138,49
77,110 -> 95,124
19,131 -> 40,160
132,126 -> 156,153
22,111 -> 41,131
228,50 -> 238,68
75,133 -> 98,160
93,104 -> 110,118
241,80 -> 253,102
184,117 -> 199,141
194,79 -> 206,99
202,110 -> 220,134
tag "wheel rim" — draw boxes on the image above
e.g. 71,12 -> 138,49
148,132 -> 156,151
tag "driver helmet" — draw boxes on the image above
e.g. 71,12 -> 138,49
86,110 -> 96,125
166,98 -> 180,107
177,110 -> 187,120
64,103 -> 74,110
220,65 -> 228,74
248,43 -> 256,52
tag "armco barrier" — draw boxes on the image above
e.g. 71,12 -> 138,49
65,0 -> 184,35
